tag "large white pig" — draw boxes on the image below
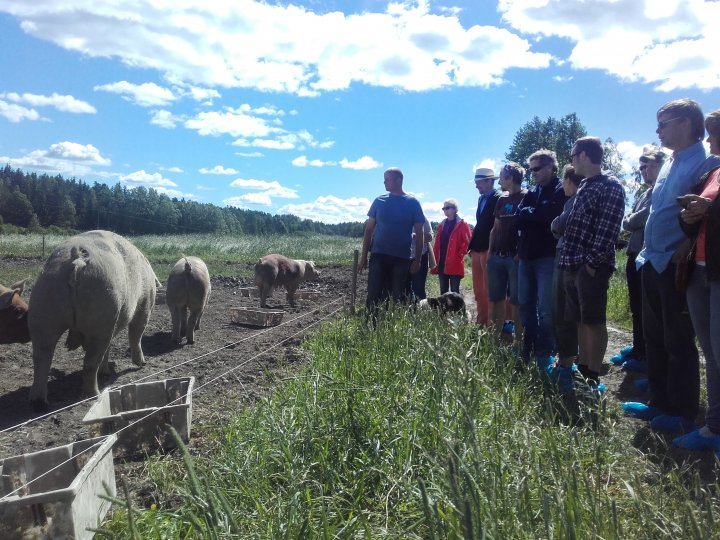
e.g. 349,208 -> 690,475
27,230 -> 159,406
165,256 -> 211,345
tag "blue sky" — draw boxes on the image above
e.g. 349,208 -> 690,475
1,0 -> 719,224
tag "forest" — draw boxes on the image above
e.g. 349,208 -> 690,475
0,165 -> 365,237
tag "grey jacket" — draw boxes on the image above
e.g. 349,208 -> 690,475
623,187 -> 653,255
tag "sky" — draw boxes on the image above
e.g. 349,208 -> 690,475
1,0 -> 719,225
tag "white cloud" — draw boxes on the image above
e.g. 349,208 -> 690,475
150,109 -> 180,129
152,186 -> 195,199
166,166 -> 184,173
500,0 -> 720,91
0,141 -> 111,175
185,86 -> 221,104
339,156 -> 382,170
2,1 -> 553,95
471,158 -> 499,180
292,155 -> 335,167
235,151 -> 264,158
0,100 -> 40,122
1,92 -> 96,113
186,107 -> 275,138
199,165 -> 239,175
120,169 -> 177,187
94,81 -> 176,107
224,192 -> 273,207
230,178 -> 299,199
420,201 -> 446,223
278,195 -> 372,224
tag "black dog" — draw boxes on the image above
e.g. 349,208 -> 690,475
418,292 -> 466,317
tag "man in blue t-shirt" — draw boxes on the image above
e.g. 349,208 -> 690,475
359,167 -> 425,317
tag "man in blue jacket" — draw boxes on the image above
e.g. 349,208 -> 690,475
517,150 -> 567,366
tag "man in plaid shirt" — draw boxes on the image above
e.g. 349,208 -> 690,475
559,136 -> 625,391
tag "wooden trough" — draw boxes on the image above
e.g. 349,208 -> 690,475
230,307 -> 284,327
82,377 -> 194,457
0,435 -> 116,540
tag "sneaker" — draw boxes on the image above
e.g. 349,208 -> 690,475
673,426 -> 720,451
622,402 -> 662,420
650,414 -> 695,434
633,378 -> 649,392
621,358 -> 647,373
547,364 -> 577,394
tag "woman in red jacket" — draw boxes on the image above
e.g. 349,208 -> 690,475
433,199 -> 471,294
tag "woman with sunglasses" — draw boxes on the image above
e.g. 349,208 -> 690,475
432,199 -> 471,294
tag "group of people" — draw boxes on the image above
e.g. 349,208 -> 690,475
358,98 -> 720,455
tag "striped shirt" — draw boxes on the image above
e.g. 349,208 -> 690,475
559,174 -> 626,270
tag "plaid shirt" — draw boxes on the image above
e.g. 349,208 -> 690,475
559,174 -> 626,270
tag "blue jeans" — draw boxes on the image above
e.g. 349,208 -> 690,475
366,253 -> 411,317
439,273 -> 461,294
518,256 -> 556,359
686,266 -> 720,432
406,252 -> 429,300
487,254 -> 519,304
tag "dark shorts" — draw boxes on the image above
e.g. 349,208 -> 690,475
563,264 -> 613,324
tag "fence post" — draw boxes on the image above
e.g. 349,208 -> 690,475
350,249 -> 359,315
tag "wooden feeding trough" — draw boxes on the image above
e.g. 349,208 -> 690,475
82,377 -> 194,457
0,435 -> 117,540
293,289 -> 322,301
236,287 -> 261,298
230,307 -> 284,327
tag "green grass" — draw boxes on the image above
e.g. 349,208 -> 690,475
0,232 -> 362,282
101,309 -> 719,539
607,251 -> 632,330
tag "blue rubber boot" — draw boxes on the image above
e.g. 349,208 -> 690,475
633,378 -> 649,392
610,353 -> 625,365
650,414 -> 695,434
535,355 -> 554,372
621,358 -> 647,373
620,345 -> 634,356
547,364 -> 577,394
673,427 -> 720,451
622,402 -> 662,420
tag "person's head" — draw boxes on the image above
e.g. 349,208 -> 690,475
527,149 -> 557,186
570,136 -> 603,176
442,198 -> 458,220
499,162 -> 525,192
706,109 -> 720,156
383,167 -> 404,193
561,164 -> 583,197
638,145 -> 666,186
656,98 -> 705,151
473,167 -> 498,195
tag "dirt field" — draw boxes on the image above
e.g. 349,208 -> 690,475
0,258 -> 362,462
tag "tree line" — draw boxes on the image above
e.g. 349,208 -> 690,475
0,165 -> 365,237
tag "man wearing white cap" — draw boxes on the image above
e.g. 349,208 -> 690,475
468,167 -> 501,325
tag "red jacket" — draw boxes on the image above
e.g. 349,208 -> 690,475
433,219 -> 471,276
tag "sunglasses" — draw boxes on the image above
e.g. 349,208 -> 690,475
442,206 -> 456,210
657,116 -> 683,130
639,164 -> 648,171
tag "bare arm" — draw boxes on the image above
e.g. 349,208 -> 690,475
358,218 -> 376,273
488,218 -> 501,254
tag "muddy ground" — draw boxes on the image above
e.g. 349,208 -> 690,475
0,258 -> 716,509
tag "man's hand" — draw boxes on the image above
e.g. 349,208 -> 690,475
410,258 -> 421,274
671,238 -> 693,265
358,256 -> 368,274
680,196 -> 711,224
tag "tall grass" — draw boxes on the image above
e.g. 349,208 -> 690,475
102,309 -> 718,538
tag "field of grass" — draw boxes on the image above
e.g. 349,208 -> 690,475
607,251 -> 632,330
102,309 -> 718,539
0,232 -> 362,283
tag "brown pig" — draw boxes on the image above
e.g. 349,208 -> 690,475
0,280 -> 30,345
254,254 -> 319,308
